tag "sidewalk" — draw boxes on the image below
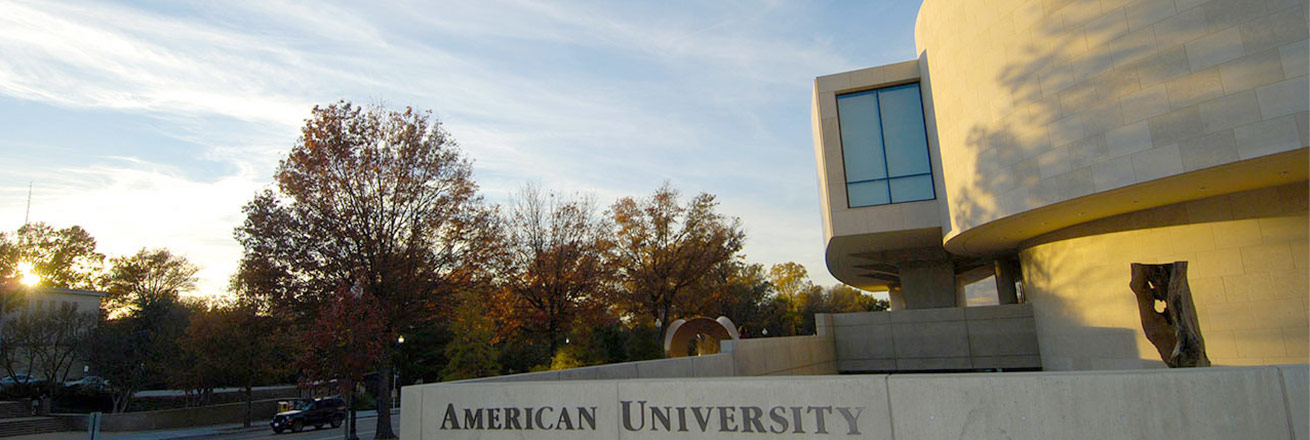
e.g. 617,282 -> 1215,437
4,409 -> 400,440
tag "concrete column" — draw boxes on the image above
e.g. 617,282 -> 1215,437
888,286 -> 907,311
899,259 -> 958,309
995,257 -> 1021,304
955,277 -> 969,307
815,313 -> 834,338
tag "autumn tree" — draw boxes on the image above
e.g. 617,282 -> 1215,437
440,291 -> 500,381
0,223 -> 104,289
768,262 -> 822,335
299,286 -> 387,436
608,183 -> 745,341
234,102 -> 499,439
499,184 -> 612,356
815,284 -> 888,313
687,260 -> 780,338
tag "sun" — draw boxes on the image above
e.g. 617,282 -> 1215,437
15,261 -> 39,287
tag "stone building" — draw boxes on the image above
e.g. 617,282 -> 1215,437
812,0 -> 1308,370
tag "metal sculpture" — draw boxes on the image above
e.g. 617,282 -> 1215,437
663,316 -> 739,358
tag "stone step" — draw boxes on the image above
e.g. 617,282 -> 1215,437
0,417 -> 70,437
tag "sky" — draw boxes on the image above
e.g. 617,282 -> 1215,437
0,0 -> 925,298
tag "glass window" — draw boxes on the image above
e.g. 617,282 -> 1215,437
836,83 -> 935,207
836,91 -> 887,182
889,174 -> 935,203
847,180 -> 890,207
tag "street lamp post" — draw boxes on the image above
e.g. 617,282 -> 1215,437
395,335 -> 404,409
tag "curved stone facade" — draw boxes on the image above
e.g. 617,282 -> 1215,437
1021,184 -> 1307,369
812,0 -> 1308,371
915,0 -> 1309,255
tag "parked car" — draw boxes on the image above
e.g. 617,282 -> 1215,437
0,375 -> 39,388
62,376 -> 107,392
271,397 -> 347,433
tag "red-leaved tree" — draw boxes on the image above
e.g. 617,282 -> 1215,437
299,285 -> 387,436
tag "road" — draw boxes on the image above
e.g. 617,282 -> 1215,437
197,413 -> 399,440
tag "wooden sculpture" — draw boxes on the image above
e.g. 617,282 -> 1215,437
1129,262 -> 1210,367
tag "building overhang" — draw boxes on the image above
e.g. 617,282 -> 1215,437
943,148 -> 1310,256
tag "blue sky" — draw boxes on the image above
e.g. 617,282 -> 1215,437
0,0 -> 924,297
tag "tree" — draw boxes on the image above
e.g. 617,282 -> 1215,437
768,262 -> 822,335
89,295 -> 191,413
608,183 -> 745,341
92,250 -> 197,412
440,291 -> 500,381
0,304 -> 96,389
499,184 -> 612,356
818,284 -> 888,313
0,223 -> 104,289
235,102 -> 500,439
687,261 -> 780,338
177,302 -> 292,426
101,249 -> 199,316
299,286 -> 387,437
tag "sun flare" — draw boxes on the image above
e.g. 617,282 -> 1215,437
15,261 -> 39,287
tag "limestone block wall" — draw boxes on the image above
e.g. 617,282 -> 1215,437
884,365 -> 1306,440
831,304 -> 1041,372
723,334 -> 837,376
461,319 -> 837,383
915,0 -> 1309,250
401,365 -> 1309,440
1022,183 -> 1308,370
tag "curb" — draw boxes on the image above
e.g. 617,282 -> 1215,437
155,409 -> 401,440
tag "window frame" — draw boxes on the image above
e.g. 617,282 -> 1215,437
835,82 -> 936,208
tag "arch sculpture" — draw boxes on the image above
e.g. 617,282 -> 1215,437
663,316 -> 740,358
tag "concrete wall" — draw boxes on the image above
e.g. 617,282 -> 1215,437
832,304 -> 1041,372
402,365 -> 1309,440
723,335 -> 836,376
460,355 -> 736,383
461,318 -> 837,383
61,398 -> 283,432
887,365 -> 1307,440
1023,183 -> 1309,370
916,0 -> 1309,253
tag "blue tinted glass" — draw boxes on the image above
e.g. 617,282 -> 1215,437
877,84 -> 932,178
847,180 -> 890,207
837,91 -> 887,182
889,174 -> 935,203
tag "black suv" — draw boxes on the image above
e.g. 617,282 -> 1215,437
271,397 -> 347,433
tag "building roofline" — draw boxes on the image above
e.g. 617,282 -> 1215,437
28,287 -> 108,298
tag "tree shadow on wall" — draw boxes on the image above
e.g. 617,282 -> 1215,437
926,0 -> 1270,238
914,0 -> 1274,370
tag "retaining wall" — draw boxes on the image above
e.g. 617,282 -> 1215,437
61,398 -> 283,432
462,315 -> 837,383
832,303 -> 1041,372
402,364 -> 1309,440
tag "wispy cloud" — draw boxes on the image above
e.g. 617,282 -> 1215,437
0,0 -> 924,293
